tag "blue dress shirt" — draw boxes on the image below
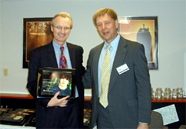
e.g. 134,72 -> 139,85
52,40 -> 79,98
98,34 -> 120,97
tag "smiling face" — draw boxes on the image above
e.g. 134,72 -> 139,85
51,16 -> 72,46
96,14 -> 118,43
59,78 -> 70,89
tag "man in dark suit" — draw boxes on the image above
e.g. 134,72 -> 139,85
27,12 -> 85,129
83,8 -> 151,129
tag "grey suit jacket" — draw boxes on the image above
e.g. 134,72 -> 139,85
83,36 -> 151,128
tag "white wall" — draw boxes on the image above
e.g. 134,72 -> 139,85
0,0 -> 186,95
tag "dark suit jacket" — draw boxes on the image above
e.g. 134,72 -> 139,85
27,42 -> 85,128
83,36 -> 151,128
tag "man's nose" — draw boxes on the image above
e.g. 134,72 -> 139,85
101,24 -> 106,29
60,28 -> 65,33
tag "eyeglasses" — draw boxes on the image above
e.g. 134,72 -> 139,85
53,25 -> 70,31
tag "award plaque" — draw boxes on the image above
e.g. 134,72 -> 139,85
37,67 -> 76,99
0,108 -> 35,125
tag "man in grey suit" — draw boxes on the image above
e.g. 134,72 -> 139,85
83,8 -> 151,129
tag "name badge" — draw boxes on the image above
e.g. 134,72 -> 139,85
116,63 -> 129,75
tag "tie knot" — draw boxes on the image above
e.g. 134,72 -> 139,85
60,46 -> 64,51
107,45 -> 111,49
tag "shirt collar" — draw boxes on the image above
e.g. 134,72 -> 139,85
104,34 -> 120,50
53,40 -> 67,52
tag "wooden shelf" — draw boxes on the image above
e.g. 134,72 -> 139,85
84,96 -> 91,101
0,93 -> 92,101
1,93 -> 186,103
85,96 -> 186,103
152,98 -> 186,103
0,93 -> 34,99
84,97 -> 186,103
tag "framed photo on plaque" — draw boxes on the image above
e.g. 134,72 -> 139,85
37,67 -> 76,99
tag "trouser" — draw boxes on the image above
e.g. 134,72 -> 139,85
97,103 -> 113,129
36,98 -> 82,129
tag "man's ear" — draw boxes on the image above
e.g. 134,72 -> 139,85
115,19 -> 119,29
51,25 -> 53,32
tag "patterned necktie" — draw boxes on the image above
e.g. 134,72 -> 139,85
60,47 -> 68,68
100,45 -> 111,108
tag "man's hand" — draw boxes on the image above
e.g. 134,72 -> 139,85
137,123 -> 149,129
47,91 -> 70,107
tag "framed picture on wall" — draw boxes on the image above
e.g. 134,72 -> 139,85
37,67 -> 76,99
118,16 -> 158,70
23,18 -> 53,68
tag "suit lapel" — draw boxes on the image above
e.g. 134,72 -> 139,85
67,43 -> 76,68
109,37 -> 127,90
47,42 -> 58,68
93,43 -> 104,93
